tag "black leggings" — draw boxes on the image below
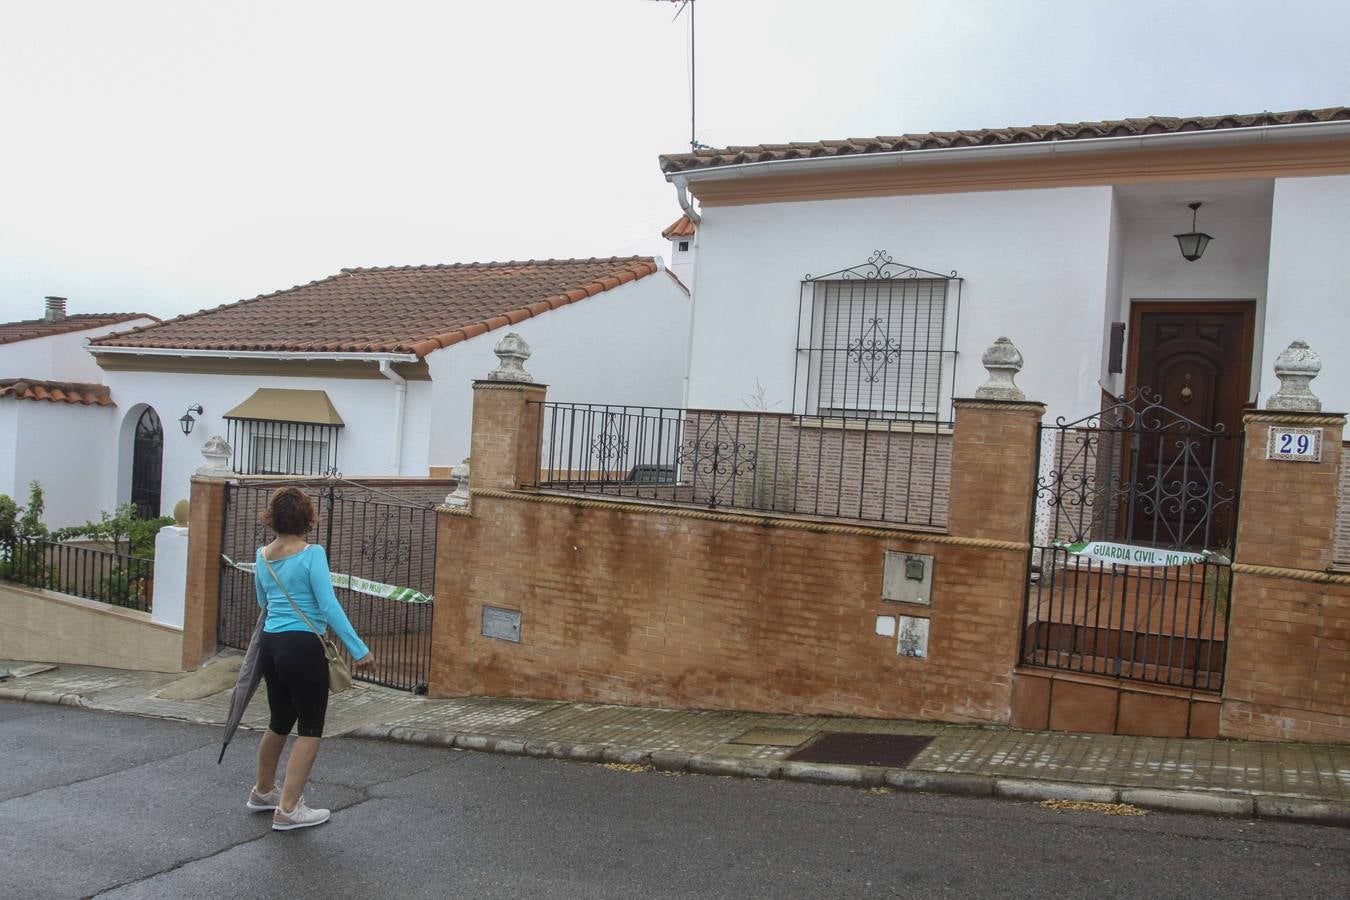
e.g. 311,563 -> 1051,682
259,630 -> 329,738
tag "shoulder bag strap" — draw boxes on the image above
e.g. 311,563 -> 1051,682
261,554 -> 337,658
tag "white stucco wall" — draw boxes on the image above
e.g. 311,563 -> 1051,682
1262,174 -> 1350,412
1110,193 -> 1273,401
685,187 -> 1115,423
7,401 -> 118,527
1098,197 -> 1126,393
98,368 -> 432,516
0,403 -> 18,500
424,269 -> 691,467
0,318 -> 156,382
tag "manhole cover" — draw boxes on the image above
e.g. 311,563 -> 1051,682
785,732 -> 934,768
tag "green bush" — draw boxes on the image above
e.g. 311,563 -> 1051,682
51,502 -> 174,559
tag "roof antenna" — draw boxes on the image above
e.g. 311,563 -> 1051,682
646,1 -> 708,152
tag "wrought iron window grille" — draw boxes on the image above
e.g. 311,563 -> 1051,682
795,251 -> 962,423
223,418 -> 342,477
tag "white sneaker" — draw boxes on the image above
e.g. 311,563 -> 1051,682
246,785 -> 280,812
272,798 -> 331,831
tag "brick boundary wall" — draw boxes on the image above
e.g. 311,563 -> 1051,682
429,383 -> 1041,724
431,492 -> 1027,720
1335,442 -> 1350,571
1221,412 -> 1349,743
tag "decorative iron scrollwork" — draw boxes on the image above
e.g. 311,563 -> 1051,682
804,249 -> 960,282
590,411 -> 630,463
675,413 -> 757,509
846,317 -> 904,383
1037,388 -> 1241,550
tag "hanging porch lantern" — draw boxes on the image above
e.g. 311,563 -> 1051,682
1174,201 -> 1214,262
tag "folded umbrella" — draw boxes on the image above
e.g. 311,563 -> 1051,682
217,610 -> 266,764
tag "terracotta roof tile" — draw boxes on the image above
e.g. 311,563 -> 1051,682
659,106 -> 1350,173
89,257 -> 662,359
0,378 -> 114,406
661,215 -> 697,239
0,313 -> 158,347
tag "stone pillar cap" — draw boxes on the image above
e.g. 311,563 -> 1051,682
1268,339 -> 1322,412
974,336 -> 1026,402
487,332 -> 533,383
196,435 -> 234,477
445,458 -> 471,507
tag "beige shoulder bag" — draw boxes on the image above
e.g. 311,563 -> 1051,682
261,554 -> 354,694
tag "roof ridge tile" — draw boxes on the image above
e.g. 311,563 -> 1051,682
659,105 -> 1350,173
89,257 -> 665,360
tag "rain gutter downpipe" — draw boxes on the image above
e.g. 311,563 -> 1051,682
378,360 -> 408,476
674,176 -> 701,225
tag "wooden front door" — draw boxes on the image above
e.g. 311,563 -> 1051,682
1125,301 -> 1254,550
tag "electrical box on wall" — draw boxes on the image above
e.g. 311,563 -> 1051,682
882,550 -> 933,605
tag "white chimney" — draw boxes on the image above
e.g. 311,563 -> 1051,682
43,296 -> 67,322
662,217 -> 696,292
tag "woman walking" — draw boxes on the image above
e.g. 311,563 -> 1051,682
245,487 -> 374,831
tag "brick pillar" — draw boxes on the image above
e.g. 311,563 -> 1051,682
948,399 -> 1045,544
1221,409 -> 1347,741
181,475 -> 227,669
469,380 -> 547,491
1232,411 -> 1344,571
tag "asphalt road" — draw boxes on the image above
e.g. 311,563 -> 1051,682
1,700 -> 1346,899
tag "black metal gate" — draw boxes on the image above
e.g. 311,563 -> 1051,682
218,478 -> 438,692
1020,390 -> 1242,691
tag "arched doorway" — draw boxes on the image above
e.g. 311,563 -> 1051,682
130,407 -> 164,519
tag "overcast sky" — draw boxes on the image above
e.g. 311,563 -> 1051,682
2,0 -> 1347,324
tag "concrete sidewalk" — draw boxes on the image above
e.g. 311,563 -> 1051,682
2,658 -> 1347,826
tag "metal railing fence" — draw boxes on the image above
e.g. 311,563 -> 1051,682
531,403 -> 952,528
0,536 -> 154,612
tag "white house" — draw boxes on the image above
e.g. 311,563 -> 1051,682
661,106 -> 1350,428
0,298 -> 158,526
87,256 -> 689,519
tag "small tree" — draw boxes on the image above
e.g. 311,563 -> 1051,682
0,482 -> 51,585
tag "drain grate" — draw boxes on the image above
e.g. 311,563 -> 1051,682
784,732 -> 934,768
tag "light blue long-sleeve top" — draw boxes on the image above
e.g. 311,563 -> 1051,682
254,544 -> 370,660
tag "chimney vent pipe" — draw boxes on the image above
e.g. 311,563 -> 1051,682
43,296 -> 67,322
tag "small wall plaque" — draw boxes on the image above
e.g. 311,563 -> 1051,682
481,605 -> 522,642
898,616 -> 929,658
1266,427 -> 1322,462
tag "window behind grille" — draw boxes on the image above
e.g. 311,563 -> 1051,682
225,419 -> 340,476
805,278 -> 949,419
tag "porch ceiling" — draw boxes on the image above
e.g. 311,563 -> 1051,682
1114,179 -> 1273,219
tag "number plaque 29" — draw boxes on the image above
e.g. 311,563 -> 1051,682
1266,427 -> 1322,462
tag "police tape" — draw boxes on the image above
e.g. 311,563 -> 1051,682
221,554 -> 432,604
1054,541 -> 1230,568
